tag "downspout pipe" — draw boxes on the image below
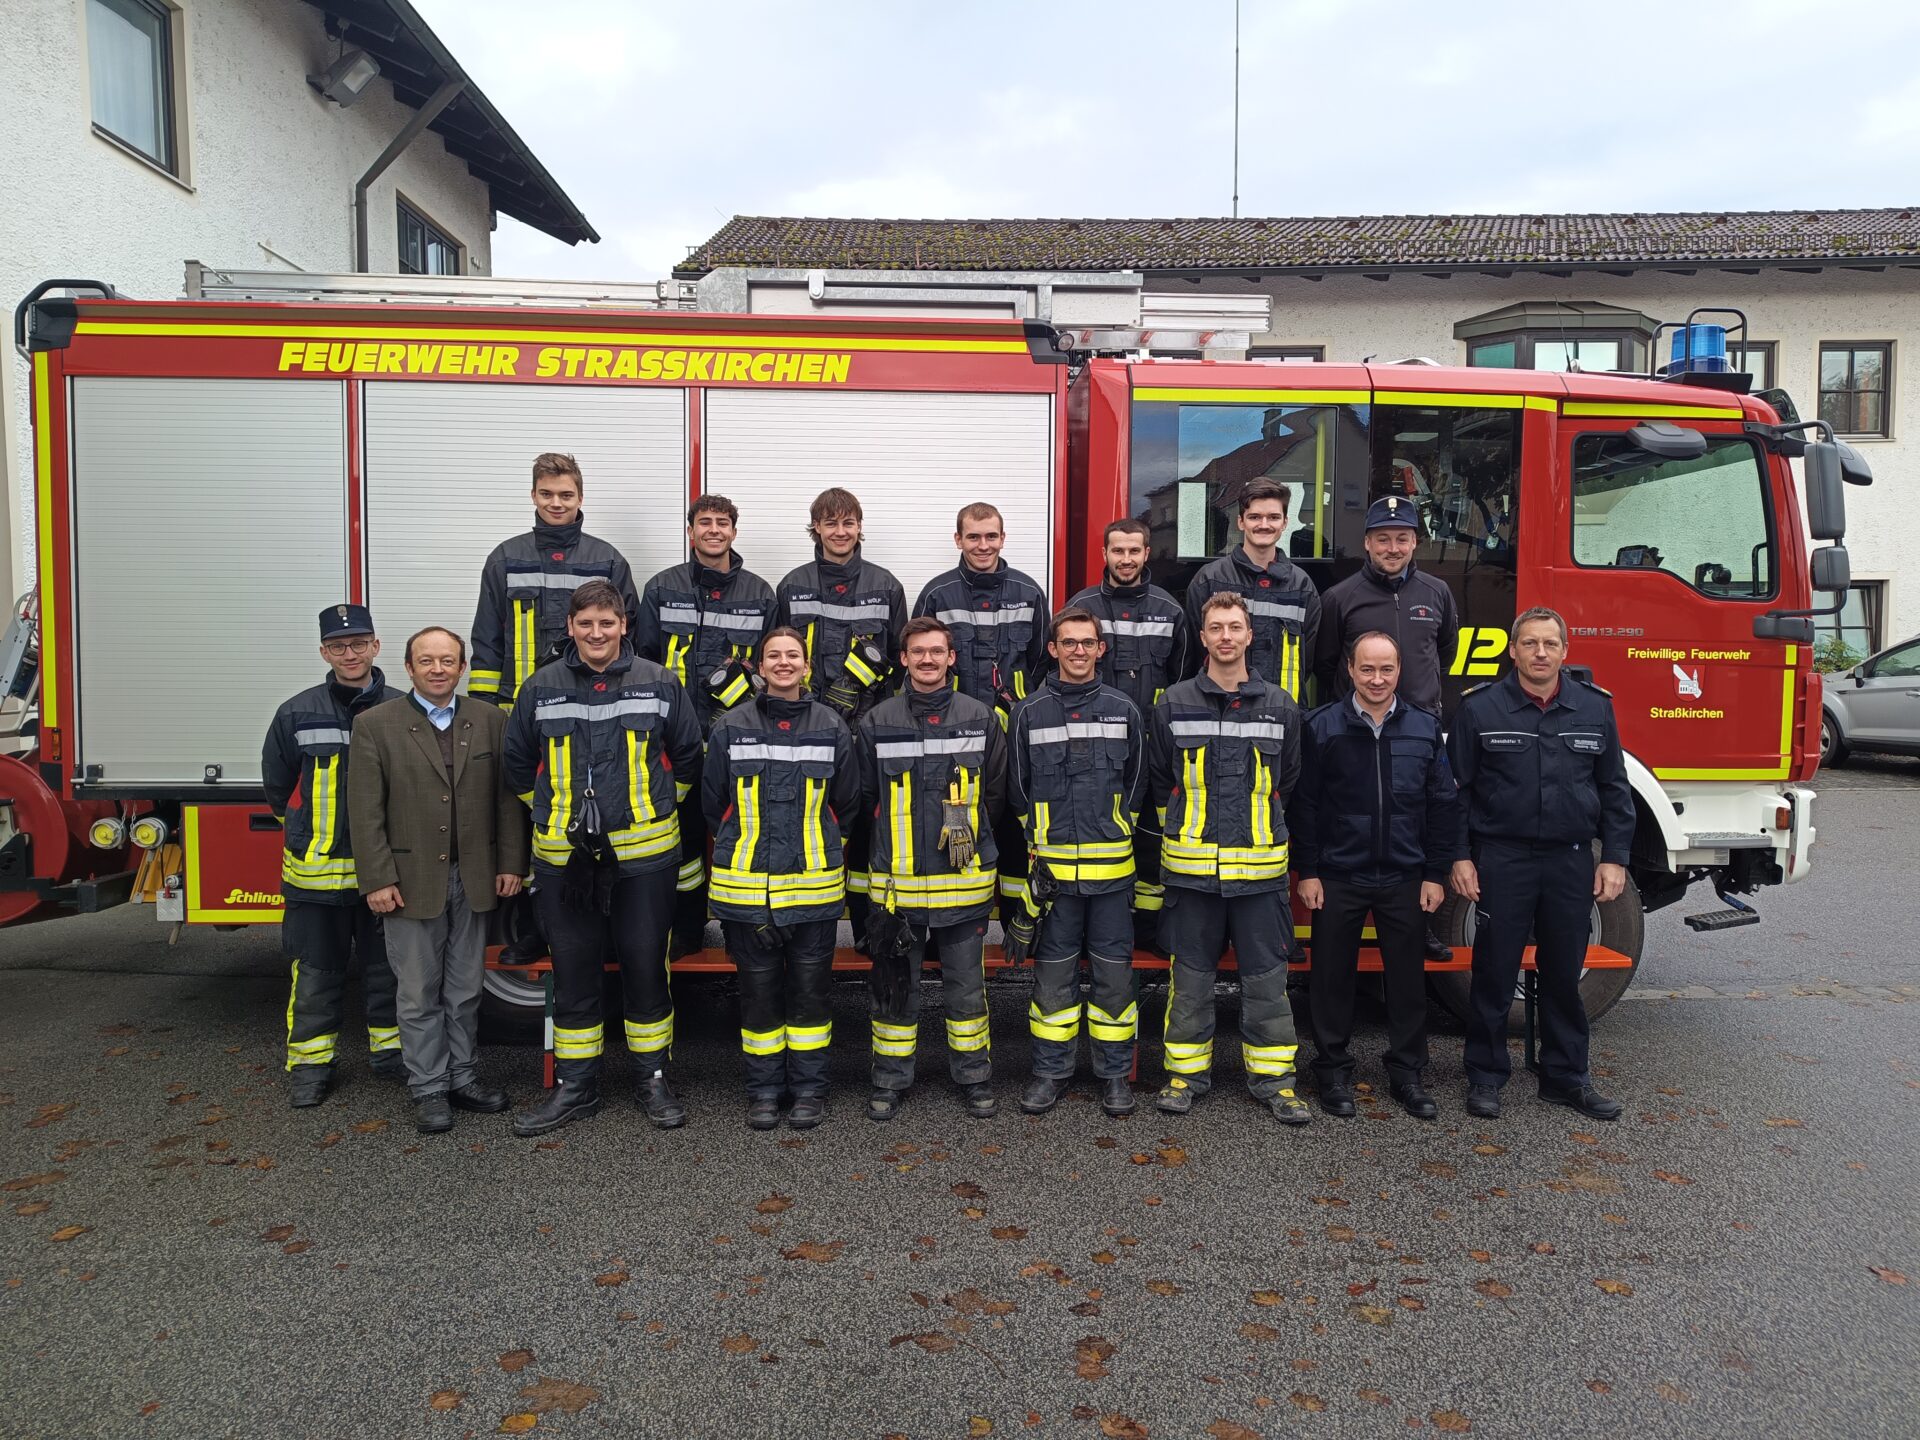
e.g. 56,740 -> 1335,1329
352,78 -> 466,272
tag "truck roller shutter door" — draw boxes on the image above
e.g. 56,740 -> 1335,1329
704,391 -> 1056,604
71,378 -> 348,787
362,383 -> 686,684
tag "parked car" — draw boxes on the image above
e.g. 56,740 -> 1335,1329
1822,633 -> 1920,764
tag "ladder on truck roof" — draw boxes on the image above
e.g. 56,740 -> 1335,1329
182,262 -> 698,309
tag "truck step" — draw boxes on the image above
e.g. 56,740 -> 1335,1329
1684,908 -> 1762,932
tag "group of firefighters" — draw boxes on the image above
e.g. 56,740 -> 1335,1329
265,452 -> 1635,1138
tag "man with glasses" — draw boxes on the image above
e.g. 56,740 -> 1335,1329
261,605 -> 402,1106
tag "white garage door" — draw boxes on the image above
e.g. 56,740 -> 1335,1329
363,384 -> 687,686
71,378 -> 347,786
703,390 -> 1056,607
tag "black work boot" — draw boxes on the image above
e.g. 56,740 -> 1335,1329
449,1081 -> 509,1113
1100,1077 -> 1136,1117
866,1086 -> 902,1122
1390,1077 -> 1439,1120
1464,1084 -> 1502,1120
1267,1083 -> 1312,1127
1422,926 -> 1455,963
286,1065 -> 332,1108
1154,1076 -> 1196,1115
414,1092 -> 454,1134
1020,1076 -> 1069,1115
1318,1083 -> 1357,1118
787,1095 -> 826,1130
746,1096 -> 781,1131
512,1079 -> 601,1137
962,1083 -> 999,1120
1539,1083 -> 1623,1122
369,1051 -> 407,1081
639,1070 -> 687,1129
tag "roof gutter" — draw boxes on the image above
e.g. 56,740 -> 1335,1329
352,76 -> 465,273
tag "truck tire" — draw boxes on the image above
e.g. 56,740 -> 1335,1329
1427,864 -> 1644,1027
479,968 -> 547,1040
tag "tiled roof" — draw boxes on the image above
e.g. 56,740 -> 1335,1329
679,209 -> 1920,275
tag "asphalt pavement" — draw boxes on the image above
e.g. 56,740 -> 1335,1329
1,765 -> 1916,1439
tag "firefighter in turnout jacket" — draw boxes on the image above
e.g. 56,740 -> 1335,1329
1065,517 -> 1194,950
635,494 -> 776,961
1183,478 -> 1322,702
774,488 -> 908,952
1150,591 -> 1310,1124
468,452 -> 641,707
1007,608 -> 1147,1119
912,501 -> 1047,923
505,580 -> 704,1137
857,616 -> 1009,1122
262,604 -> 402,1106
704,627 -> 862,1131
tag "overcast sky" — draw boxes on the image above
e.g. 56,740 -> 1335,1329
414,0 -> 1920,281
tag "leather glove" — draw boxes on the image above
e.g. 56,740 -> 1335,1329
938,780 -> 976,869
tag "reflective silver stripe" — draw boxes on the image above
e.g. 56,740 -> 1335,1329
1245,599 -> 1307,622
660,604 -> 768,633
504,570 -> 596,590
934,606 -> 1036,627
726,743 -> 837,763
536,696 -> 671,723
294,727 -> 350,747
873,736 -> 988,759
1028,721 -> 1132,745
1167,719 -> 1285,741
786,598 -> 892,626
1101,617 -> 1176,638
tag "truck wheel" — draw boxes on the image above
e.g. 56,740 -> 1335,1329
479,968 -> 546,1040
1427,866 -> 1644,1027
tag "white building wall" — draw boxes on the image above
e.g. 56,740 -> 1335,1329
0,0 -> 496,601
1167,268 -> 1915,640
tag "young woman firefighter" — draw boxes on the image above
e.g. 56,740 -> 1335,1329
702,627 -> 863,1129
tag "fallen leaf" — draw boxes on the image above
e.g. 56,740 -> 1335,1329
1473,1279 -> 1514,1300
1145,1280 -> 1181,1297
719,1334 -> 758,1355
497,1349 -> 535,1372
427,1391 -> 465,1411
782,1240 -> 845,1264
887,1332 -> 956,1354
1430,1409 -> 1472,1432
1,1173 -> 66,1193
1356,1389 -> 1391,1405
1350,1304 -> 1393,1326
1471,1143 -> 1506,1156
1020,1261 -> 1070,1283
350,1119 -> 388,1135
1420,1160 -> 1456,1180
1570,1131 -> 1598,1144
1238,1323 -> 1279,1342
1097,1415 -> 1147,1439
1654,1382 -> 1691,1405
1249,1290 -> 1284,1307
1205,1422 -> 1259,1440
1396,1296 -> 1426,1311
990,1225 -> 1028,1241
259,1224 -> 296,1243
1091,1251 -> 1118,1266
1763,1117 -> 1804,1129
1651,1171 -> 1694,1186
497,1416 -> 537,1434
1601,1213 -> 1627,1226
969,1418 -> 994,1437
1093,1136 -> 1118,1149
1593,1278 -> 1634,1296
1074,1335 -> 1116,1380
1869,1267 -> 1908,1285
951,1181 -> 988,1200
1071,1301 -> 1102,1317
1530,1242 -> 1555,1255
25,1103 -> 74,1129
593,1270 -> 629,1287
1326,1225 -> 1356,1242
1156,1144 -> 1188,1167
14,1201 -> 51,1216
755,1192 -> 793,1214
281,1240 -> 311,1255
517,1377 -> 601,1415
1585,1379 -> 1612,1395
1289,1393 -> 1327,1413
50,1225 -> 89,1242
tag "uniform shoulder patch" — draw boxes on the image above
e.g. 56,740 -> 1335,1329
1459,680 -> 1494,698
1573,675 -> 1613,698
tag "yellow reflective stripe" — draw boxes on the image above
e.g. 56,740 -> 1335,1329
31,357 -> 58,726
1132,880 -> 1164,911
1027,1001 -> 1082,1041
846,869 -> 871,894
998,874 -> 1029,901
946,1013 -> 991,1051
740,1026 -> 787,1055
629,730 -> 656,822
1013,670 -> 1028,700
888,768 -> 914,877
1033,799 -> 1051,849
1180,746 -> 1207,845
1251,749 -> 1274,848
731,774 -> 760,871
624,1015 -> 674,1052
1135,386 -> 1369,405
1163,1039 -> 1213,1073
961,765 -> 982,866
301,755 -> 339,868
787,1022 -> 832,1051
470,668 -> 503,690
664,633 -> 689,686
512,599 -> 538,691
871,1019 -> 919,1055
1654,654 -> 1796,781
1112,792 -> 1132,838
542,734 -> 573,859
366,1027 -> 401,1054
803,777 -> 827,873
281,855 -> 356,885
1242,1041 -> 1299,1076
885,871 -> 997,906
1087,1003 -> 1138,1041
1031,855 -> 1134,883
284,959 -> 301,1069
1562,400 -> 1744,419
1034,837 -> 1133,860
553,1023 -> 604,1059
710,867 -> 847,908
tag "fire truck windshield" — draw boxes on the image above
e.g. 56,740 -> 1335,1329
1571,434 -> 1778,599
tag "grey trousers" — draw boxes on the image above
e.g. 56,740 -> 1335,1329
384,869 -> 487,1099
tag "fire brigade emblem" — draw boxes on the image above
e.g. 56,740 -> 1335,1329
1673,664 -> 1704,699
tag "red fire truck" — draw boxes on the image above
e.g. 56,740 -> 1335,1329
3,279 -> 1862,1027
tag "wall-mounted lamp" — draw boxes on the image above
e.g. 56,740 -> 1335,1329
308,48 -> 381,107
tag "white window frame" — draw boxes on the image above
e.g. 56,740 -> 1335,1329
85,0 -> 189,183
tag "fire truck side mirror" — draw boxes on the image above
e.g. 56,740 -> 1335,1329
1809,544 -> 1850,595
1802,443 -> 1847,541
1833,439 -> 1873,486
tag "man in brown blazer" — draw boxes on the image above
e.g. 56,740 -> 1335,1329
348,626 -> 531,1133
